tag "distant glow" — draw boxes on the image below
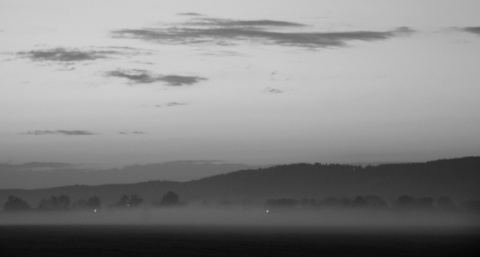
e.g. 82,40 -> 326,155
94,209 -> 97,213
266,210 -> 269,213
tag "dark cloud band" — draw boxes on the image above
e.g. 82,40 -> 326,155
464,27 -> 480,35
178,12 -> 203,16
112,18 -> 412,48
106,70 -> 158,84
106,69 -> 206,86
186,18 -> 306,27
119,131 -> 145,135
18,48 -> 118,62
265,87 -> 283,94
166,102 -> 187,107
20,130 -> 96,136
160,75 -> 206,86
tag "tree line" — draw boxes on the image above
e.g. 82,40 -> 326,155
2,191 -> 180,213
4,193 -> 480,213
265,195 -> 480,212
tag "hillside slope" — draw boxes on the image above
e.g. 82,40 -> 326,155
1,157 -> 479,206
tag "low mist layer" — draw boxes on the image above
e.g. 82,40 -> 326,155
1,208 -> 478,232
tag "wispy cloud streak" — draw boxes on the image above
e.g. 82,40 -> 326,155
265,87 -> 283,94
106,69 -> 206,86
18,48 -> 118,62
20,130 -> 96,136
166,102 -> 187,107
178,12 -> 203,16
185,18 -> 306,27
119,131 -> 145,135
112,18 -> 412,48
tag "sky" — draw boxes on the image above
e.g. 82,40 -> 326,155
1,0 -> 480,167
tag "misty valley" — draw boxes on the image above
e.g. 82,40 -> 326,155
1,157 -> 480,227
3,0 -> 480,255
1,192 -> 480,228
1,158 -> 480,256
1,207 -> 479,257
1,193 -> 479,256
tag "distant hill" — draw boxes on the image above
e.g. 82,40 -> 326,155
0,160 -> 257,189
1,157 -> 479,207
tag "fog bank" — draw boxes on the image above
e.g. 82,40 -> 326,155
1,208 -> 478,232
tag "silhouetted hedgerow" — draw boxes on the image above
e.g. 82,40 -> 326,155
3,195 -> 31,212
111,194 -> 143,209
263,195 -> 474,212
37,195 -> 70,211
71,196 -> 102,211
153,191 -> 180,207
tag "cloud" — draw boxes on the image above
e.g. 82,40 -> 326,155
265,87 -> 283,94
159,75 -> 206,86
20,130 -> 96,136
119,131 -> 145,135
106,69 -> 206,86
112,18 -> 412,49
106,69 -> 158,83
185,18 -> 306,27
18,48 -> 118,62
166,102 -> 187,107
178,12 -> 203,16
464,27 -> 480,35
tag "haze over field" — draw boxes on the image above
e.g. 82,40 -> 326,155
1,0 -> 480,173
1,157 -> 479,204
2,4 -> 480,257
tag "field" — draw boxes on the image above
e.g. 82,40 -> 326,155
0,225 -> 478,257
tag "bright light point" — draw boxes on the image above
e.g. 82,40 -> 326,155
266,210 -> 269,213
94,209 -> 97,213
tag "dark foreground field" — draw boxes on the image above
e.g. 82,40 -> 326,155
0,225 -> 478,257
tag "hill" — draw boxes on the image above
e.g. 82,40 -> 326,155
1,157 -> 479,207
0,160 -> 256,188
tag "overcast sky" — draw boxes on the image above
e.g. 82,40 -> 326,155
1,0 -> 480,167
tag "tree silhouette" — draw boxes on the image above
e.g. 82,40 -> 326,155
114,194 -> 143,208
364,195 -> 388,209
266,198 -> 298,209
38,195 -> 71,211
115,194 -> 130,208
38,199 -> 54,211
87,196 -> 101,211
320,197 -> 353,209
300,198 -> 317,208
72,199 -> 88,211
159,191 -> 179,206
352,196 -> 368,208
130,194 -> 143,207
57,195 -> 70,210
393,195 -> 416,210
3,195 -> 31,212
393,195 -> 434,211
